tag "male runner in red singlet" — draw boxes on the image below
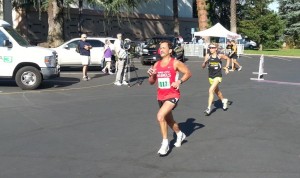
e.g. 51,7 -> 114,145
147,40 -> 192,156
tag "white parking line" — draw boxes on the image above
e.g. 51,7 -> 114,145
259,79 -> 300,86
0,83 -> 114,95
269,56 -> 292,61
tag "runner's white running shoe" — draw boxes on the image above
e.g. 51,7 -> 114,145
238,66 -> 243,71
204,108 -> 211,116
222,98 -> 228,110
122,81 -> 129,85
174,132 -> 186,147
157,143 -> 169,156
114,81 -> 122,86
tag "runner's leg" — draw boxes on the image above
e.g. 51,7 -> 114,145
157,101 -> 176,139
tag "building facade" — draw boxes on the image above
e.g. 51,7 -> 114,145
12,0 -> 198,45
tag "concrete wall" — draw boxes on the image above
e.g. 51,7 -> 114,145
135,0 -> 194,18
75,0 -> 194,18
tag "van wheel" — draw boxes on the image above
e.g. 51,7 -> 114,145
15,66 -> 42,90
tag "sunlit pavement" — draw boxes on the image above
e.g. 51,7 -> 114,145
0,55 -> 300,178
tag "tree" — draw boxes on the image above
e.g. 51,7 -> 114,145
238,0 -> 284,49
279,0 -> 300,48
230,0 -> 237,33
196,0 -> 208,31
47,0 -> 64,47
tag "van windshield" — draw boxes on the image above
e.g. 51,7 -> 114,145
4,26 -> 30,46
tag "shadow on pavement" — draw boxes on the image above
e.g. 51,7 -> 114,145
178,118 -> 205,137
164,118 -> 205,156
0,79 -> 18,87
208,100 -> 234,115
38,77 -> 80,89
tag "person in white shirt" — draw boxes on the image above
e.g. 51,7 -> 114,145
113,33 -> 128,86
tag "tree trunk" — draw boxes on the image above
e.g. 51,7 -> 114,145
47,0 -> 64,47
78,0 -> 83,35
173,0 -> 179,35
230,0 -> 237,33
196,0 -> 208,31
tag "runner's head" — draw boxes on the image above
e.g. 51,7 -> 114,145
81,34 -> 87,41
159,40 -> 173,58
208,43 -> 218,54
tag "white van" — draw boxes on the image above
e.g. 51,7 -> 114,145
0,20 -> 60,90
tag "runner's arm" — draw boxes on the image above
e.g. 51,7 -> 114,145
220,54 -> 230,74
148,63 -> 158,85
173,60 -> 192,88
202,54 -> 209,68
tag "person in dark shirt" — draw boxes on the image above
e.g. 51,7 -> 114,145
79,34 -> 92,81
202,43 -> 230,116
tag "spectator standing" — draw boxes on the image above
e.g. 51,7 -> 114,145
102,39 -> 114,74
114,33 -> 128,86
147,40 -> 192,156
79,34 -> 92,81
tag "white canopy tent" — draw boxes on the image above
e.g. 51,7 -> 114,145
194,23 -> 241,39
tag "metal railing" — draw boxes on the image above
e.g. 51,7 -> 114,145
183,43 -> 244,58
183,44 -> 204,57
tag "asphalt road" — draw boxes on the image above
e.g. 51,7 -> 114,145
0,55 -> 300,178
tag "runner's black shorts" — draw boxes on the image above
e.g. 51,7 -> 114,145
158,98 -> 179,110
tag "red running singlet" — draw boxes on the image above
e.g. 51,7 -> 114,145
155,58 -> 180,100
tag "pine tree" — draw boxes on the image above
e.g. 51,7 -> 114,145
279,0 -> 300,48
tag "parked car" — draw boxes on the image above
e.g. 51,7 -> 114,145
52,37 -> 116,66
238,38 -> 257,49
139,35 -> 185,65
243,40 -> 257,49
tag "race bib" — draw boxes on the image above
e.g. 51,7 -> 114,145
158,78 -> 171,89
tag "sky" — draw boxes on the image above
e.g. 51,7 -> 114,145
269,1 -> 279,12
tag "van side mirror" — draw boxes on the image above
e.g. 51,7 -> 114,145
63,44 -> 69,49
3,40 -> 12,48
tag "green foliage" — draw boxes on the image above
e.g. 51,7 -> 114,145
206,0 -> 231,29
279,0 -> 300,48
238,0 -> 285,49
244,48 -> 300,57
